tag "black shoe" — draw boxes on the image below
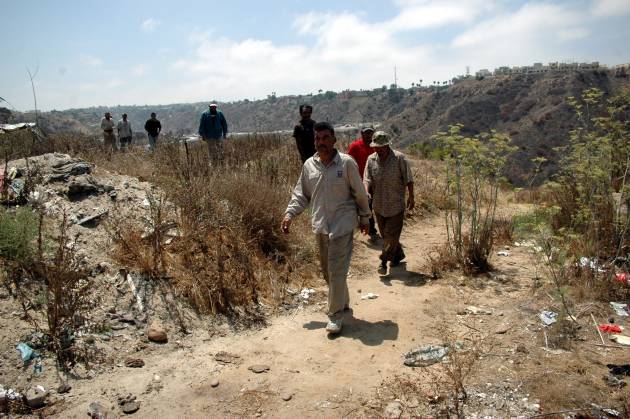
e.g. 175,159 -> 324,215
378,261 -> 387,275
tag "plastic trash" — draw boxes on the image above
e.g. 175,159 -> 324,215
360,293 -> 379,300
465,306 -> 493,315
599,324 -> 623,334
404,345 -> 449,367
611,335 -> 630,346
16,342 -> 38,363
299,288 -> 316,300
610,302 -> 629,317
539,310 -> 558,326
497,250 -> 509,256
579,257 -> 605,272
615,273 -> 630,285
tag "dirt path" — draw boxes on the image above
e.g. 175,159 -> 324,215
58,215 -> 459,418
57,209 -> 624,418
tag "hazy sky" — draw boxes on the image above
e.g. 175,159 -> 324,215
1,0 -> 629,111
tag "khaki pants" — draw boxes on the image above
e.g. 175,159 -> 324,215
103,131 -> 116,151
317,232 -> 353,321
375,212 -> 405,262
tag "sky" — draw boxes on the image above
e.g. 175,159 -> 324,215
1,0 -> 629,111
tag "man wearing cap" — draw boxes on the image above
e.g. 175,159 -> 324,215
292,104 -> 316,163
117,113 -> 133,150
199,103 -> 228,162
364,131 -> 415,275
144,112 -> 162,151
347,126 -> 378,241
100,112 -> 116,151
282,121 -> 370,335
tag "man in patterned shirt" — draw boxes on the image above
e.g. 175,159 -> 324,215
364,131 -> 415,275
282,122 -> 370,335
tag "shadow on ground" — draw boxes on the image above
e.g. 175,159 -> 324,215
380,262 -> 431,287
303,316 -> 399,346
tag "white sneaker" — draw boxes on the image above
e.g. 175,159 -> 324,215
326,319 -> 343,334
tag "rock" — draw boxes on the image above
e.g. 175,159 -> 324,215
57,383 -> 72,394
495,324 -> 511,334
515,344 -> 529,354
120,313 -> 136,324
147,322 -> 168,343
122,401 -> 140,414
76,209 -> 109,227
214,351 -> 241,365
210,378 -> 220,388
383,401 -> 403,418
24,386 -> 48,409
88,401 -> 112,418
66,174 -> 101,198
248,364 -> 270,374
281,392 -> 293,401
125,358 -> 145,368
85,335 -> 96,344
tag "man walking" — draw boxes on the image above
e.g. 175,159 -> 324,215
347,126 -> 378,241
292,104 -> 316,163
117,113 -> 133,150
144,112 -> 161,151
364,131 -> 415,275
198,103 -> 228,161
282,122 -> 370,334
100,112 -> 116,152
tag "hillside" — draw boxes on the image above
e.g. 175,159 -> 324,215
7,70 -> 630,185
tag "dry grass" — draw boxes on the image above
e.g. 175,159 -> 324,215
87,134 -> 311,316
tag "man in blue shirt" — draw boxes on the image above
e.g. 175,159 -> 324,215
198,103 -> 228,162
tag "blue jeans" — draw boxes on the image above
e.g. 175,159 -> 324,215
148,134 -> 158,151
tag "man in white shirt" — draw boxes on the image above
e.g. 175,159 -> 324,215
100,112 -> 116,151
117,113 -> 133,150
282,121 -> 370,335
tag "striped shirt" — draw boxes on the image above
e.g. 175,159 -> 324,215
364,149 -> 414,218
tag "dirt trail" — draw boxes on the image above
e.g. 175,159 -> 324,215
58,215 -> 459,418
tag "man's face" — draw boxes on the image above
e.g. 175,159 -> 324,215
315,129 -> 336,155
105,113 -> 111,119
375,145 -> 390,159
300,108 -> 312,120
122,115 -> 127,121
361,130 -> 374,145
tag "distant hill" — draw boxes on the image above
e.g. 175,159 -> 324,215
8,70 -> 630,185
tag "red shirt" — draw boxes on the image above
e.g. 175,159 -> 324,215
347,138 -> 374,179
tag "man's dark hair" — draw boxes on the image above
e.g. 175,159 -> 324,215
150,112 -> 156,117
314,121 -> 334,136
299,104 -> 313,114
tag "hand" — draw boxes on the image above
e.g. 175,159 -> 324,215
407,195 -> 415,211
359,223 -> 369,235
281,215 -> 292,234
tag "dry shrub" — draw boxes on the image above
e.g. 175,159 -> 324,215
103,134 -> 308,316
425,243 -> 459,278
492,215 -> 514,245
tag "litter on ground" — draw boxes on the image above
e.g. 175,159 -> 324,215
403,344 -> 449,367
361,293 -> 379,300
299,288 -> 316,300
539,310 -> 558,326
610,302 -> 629,317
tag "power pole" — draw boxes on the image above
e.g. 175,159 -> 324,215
394,66 -> 398,88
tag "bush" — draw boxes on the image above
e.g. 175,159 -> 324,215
432,124 -> 516,274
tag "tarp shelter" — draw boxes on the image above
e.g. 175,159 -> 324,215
0,122 -> 36,134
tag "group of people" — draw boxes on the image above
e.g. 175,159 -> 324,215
103,102 -> 411,335
99,103 -> 229,156
99,112 -> 162,152
286,105 -> 414,335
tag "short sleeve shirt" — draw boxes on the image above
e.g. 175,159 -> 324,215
364,149 -> 414,218
347,139 -> 374,180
